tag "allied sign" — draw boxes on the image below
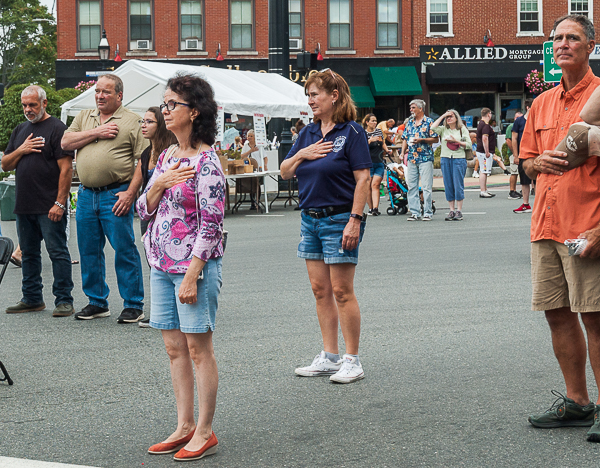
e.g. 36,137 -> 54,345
419,45 -> 542,62
542,41 -> 562,83
590,44 -> 600,60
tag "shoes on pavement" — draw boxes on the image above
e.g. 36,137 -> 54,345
9,256 -> 21,267
453,210 -> 463,221
74,304 -> 110,320
445,211 -> 456,221
117,308 -> 145,323
517,191 -> 523,198
330,354 -> 364,384
504,169 -> 511,175
372,208 -> 381,216
407,214 -> 420,221
52,303 -> 75,317
422,215 -> 432,221
513,203 -> 532,213
479,191 -> 495,198
587,407 -> 600,442
138,318 -> 152,328
6,301 -> 45,314
149,430 -> 195,454
173,431 -> 218,461
367,209 -> 374,216
472,171 -> 479,178
531,187 -> 536,196
295,351 -> 342,376
528,391 -> 595,428
508,191 -> 522,199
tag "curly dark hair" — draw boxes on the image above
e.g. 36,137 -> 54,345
166,73 -> 218,147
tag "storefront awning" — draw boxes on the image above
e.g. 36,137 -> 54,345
369,66 -> 422,96
350,86 -> 375,107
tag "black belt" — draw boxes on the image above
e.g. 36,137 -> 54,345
83,181 -> 130,192
303,204 -> 353,219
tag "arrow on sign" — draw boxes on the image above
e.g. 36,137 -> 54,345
549,68 -> 563,76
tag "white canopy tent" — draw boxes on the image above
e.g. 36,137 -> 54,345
60,59 -> 312,122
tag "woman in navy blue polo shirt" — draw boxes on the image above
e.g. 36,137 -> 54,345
281,69 -> 371,384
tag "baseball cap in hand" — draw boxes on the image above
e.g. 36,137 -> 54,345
554,122 -> 600,169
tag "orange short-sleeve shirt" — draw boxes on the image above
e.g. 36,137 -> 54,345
520,67 -> 600,243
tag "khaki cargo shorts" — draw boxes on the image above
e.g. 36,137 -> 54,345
531,240 -> 600,313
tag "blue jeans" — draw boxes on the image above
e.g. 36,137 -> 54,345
76,184 -> 144,310
17,213 -> 73,306
406,160 -> 433,217
441,158 -> 467,202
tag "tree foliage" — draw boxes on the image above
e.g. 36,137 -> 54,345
0,84 -> 80,151
0,0 -> 56,88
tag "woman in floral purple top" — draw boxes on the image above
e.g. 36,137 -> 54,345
136,74 -> 224,462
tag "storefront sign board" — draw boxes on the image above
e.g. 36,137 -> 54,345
253,113 -> 268,146
419,45 -> 542,63
543,41 -> 562,83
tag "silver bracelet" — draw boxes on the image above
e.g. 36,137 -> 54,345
54,201 -> 66,211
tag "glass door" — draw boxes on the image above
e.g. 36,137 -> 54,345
499,95 -> 523,134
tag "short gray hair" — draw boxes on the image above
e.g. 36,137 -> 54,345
553,15 -> 595,42
410,99 -> 426,111
21,85 -> 46,102
100,74 -> 124,94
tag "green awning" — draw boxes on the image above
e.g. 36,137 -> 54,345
350,86 -> 375,107
369,66 -> 422,96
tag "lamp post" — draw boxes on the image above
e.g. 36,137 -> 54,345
98,29 -> 110,62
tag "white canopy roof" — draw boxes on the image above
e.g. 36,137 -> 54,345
60,60 -> 312,122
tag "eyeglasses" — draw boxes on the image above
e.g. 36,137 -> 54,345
138,119 -> 157,126
159,100 -> 192,112
319,68 -> 338,88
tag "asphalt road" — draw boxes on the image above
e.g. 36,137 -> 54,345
1,188 -> 600,467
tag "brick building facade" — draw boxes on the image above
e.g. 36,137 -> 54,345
56,0 -> 600,129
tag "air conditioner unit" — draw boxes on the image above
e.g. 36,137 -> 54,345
289,38 -> 302,50
136,40 -> 150,50
185,39 -> 200,50
506,82 -> 524,93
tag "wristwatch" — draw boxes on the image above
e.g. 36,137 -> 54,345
349,213 -> 364,221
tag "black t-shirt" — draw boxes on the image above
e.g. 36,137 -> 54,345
5,116 -> 73,214
476,120 -> 497,154
512,115 -> 527,153
366,128 -> 384,164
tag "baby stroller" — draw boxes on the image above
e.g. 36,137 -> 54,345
384,157 -> 436,216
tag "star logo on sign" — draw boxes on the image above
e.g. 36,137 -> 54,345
426,48 -> 439,60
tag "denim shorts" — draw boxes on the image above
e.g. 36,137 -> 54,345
370,162 -> 385,178
298,211 -> 366,264
150,257 -> 223,333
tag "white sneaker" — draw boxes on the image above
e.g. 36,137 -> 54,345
422,215 -> 432,221
472,171 -> 479,178
295,351 -> 342,376
330,354 -> 364,383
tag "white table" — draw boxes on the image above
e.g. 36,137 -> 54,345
225,170 -> 281,214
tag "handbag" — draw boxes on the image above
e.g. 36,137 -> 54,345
460,128 -> 474,160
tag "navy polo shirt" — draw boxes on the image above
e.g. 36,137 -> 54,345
285,120 -> 371,209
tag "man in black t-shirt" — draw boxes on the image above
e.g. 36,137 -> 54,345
511,98 -> 534,213
475,107 -> 497,198
1,85 -> 75,317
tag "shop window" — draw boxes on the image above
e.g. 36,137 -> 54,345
289,0 -> 302,49
78,0 -> 102,51
570,0 -> 592,19
429,93 -> 495,129
329,0 -> 352,49
230,0 -> 253,50
130,0 -> 153,49
181,0 -> 203,50
377,0 -> 400,48
519,0 -> 542,34
428,0 -> 452,36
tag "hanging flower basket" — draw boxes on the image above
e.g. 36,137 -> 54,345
524,69 -> 555,95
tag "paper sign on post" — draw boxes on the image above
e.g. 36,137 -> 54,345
253,113 -> 268,146
216,106 -> 225,142
300,111 -> 310,125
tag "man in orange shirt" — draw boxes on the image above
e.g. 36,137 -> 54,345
521,15 -> 600,442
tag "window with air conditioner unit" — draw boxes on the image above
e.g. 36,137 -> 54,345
289,38 -> 302,50
137,40 -> 150,49
185,39 -> 201,50
130,0 -> 153,50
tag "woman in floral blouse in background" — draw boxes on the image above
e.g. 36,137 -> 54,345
136,73 -> 225,462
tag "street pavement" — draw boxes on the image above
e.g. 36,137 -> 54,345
1,178 -> 600,467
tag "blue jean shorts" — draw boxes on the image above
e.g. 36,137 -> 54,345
150,257 -> 223,333
370,162 -> 385,178
298,211 -> 366,264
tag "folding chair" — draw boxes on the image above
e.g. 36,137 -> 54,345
0,236 -> 14,385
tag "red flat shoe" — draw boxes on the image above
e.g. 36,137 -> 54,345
148,430 -> 195,454
173,431 -> 218,461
